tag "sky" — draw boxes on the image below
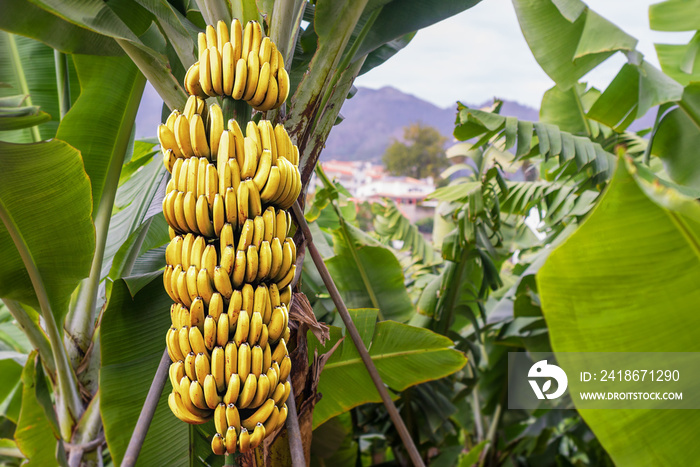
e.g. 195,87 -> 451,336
355,0 -> 694,109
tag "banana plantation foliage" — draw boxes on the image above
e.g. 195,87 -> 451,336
0,0 -> 699,466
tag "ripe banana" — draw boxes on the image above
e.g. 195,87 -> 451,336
190,379 -> 209,410
204,374 -> 222,409
238,427 -> 250,453
190,113 -> 210,158
237,342 -> 251,382
214,402 -> 228,435
197,267 -> 214,304
214,265 -> 233,300
184,352 -> 197,381
242,398 -> 275,430
251,344 -> 263,378
234,310 -> 250,347
195,351 -> 210,385
242,51 -> 260,102
211,433 -> 225,455
271,338 -> 288,364
203,315 -> 217,351
209,46 -> 224,96
189,326 -> 209,357
209,292 -> 224,321
217,313 -> 229,348
279,355 -> 291,382
258,241 -> 272,281
245,245 -> 258,283
223,373 -> 240,405
226,403 -> 241,431
232,249 -> 247,288
225,426 -> 237,454
212,346 -> 226,392
225,342 -> 237,383
237,373 -> 257,409
249,61 -> 270,108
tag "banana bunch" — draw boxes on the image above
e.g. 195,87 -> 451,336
183,20 -> 290,111
159,16 -> 302,455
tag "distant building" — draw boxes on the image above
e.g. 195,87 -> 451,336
313,160 -> 436,224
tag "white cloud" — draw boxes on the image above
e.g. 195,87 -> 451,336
355,0 -> 694,109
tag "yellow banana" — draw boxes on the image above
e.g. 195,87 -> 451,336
238,427 -> 250,452
169,360 -> 185,389
209,46 -> 223,96
223,373 -> 240,405
220,245 -> 235,276
252,149 -> 272,193
229,290 -> 243,327
276,205 -> 288,240
178,326 -> 192,356
230,18 -> 242,60
271,158 -> 289,205
190,298 -> 208,330
252,216 -> 265,249
242,51 -> 260,101
171,158 -> 184,189
187,236 -> 202,270
189,326 -> 209,356
250,21 -> 262,56
241,21 -> 253,61
205,24 -> 217,48
176,305 -> 189,329
237,218 -> 254,251
197,157 -> 208,198
263,338 -> 272,370
258,37 -> 271,64
224,342 -> 237,383
201,244 -> 217,278
268,307 -> 285,343
206,163 -> 218,205
237,373 -> 257,409
237,180 -> 249,229
276,404 -> 288,431
204,373 -> 222,409
268,283 -> 281,308
262,207 -> 276,242
255,73 -> 278,112
217,130 -> 232,195
249,311 -> 263,348
258,241 -> 272,282
269,42 -> 279,78
176,268 -> 191,307
170,390 -> 210,424
228,158 -> 242,194
220,222 -> 234,250
210,293 -> 224,322
224,187 -> 237,226
189,379 -> 209,410
172,192 -> 188,234
263,406 -> 280,434
195,195 -> 215,238
273,239 -> 293,282
233,309 -> 250,347
279,355 -> 291,383
231,58 -> 247,100
176,158 -> 189,191
271,381 -> 286,406
165,236 -> 181,266
181,192 -> 197,233
197,32 -> 207,62
232,249 -> 247,288
164,272 -> 177,306
260,166 -> 281,204
212,346 -> 226,392
241,136 -> 259,179
225,426 -> 237,454
269,237 -> 283,279
184,351 -> 197,381
276,67 -> 290,108
274,124 -> 289,162
216,313 -> 229,348
271,338 -> 288,364
249,61 -> 270,108
216,20 -> 229,54
277,264 -> 296,290
169,265 -> 182,303
243,398 -> 275,431
209,103 -> 224,157
240,283 -> 254,313
248,180 -> 262,217
203,315 -> 217,351
211,433 -> 225,455
197,267 -> 214,304
195,351 -> 210,385
253,285 -> 267,319
199,48 -> 214,96
214,402 -> 228,435
186,156 -> 200,193
212,193 -> 225,238
266,364 -> 278,394
183,95 -> 197,120
190,113 -> 210,158
245,245 -> 258,283
226,403 -> 241,431
251,344 -> 263,379
237,342 -> 252,382
184,62 -> 206,100
158,124 -> 182,158
280,285 -> 292,307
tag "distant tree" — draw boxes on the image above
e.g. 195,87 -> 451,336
382,123 -> 449,180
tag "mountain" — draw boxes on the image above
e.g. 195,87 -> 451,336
322,86 -> 539,162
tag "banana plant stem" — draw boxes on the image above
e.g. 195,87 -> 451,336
54,50 -> 71,120
122,349 -> 171,467
2,299 -> 56,375
291,202 -> 425,467
285,388 -> 306,467
0,199 -> 83,439
7,33 -> 40,142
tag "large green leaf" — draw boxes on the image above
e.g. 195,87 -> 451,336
537,158 -> 700,465
308,309 -> 467,428
0,139 -> 94,322
539,83 -> 603,137
0,0 -> 122,55
100,277 -> 189,467
651,83 -> 700,188
0,33 -> 80,142
354,0 -> 482,59
649,0 -> 700,31
512,0 -> 636,89
57,54 -> 146,214
14,353 -> 59,467
326,230 -> 415,322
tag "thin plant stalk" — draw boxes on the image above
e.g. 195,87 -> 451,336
54,50 -> 71,120
8,33 -> 40,142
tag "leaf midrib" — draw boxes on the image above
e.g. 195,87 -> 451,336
323,346 -> 454,371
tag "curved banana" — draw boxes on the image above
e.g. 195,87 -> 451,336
237,373 -> 257,409
258,37 -> 271,64
224,342 -> 238,383
204,374 -> 222,409
197,267 -> 214,304
201,244 -> 217,278
257,241 -> 272,282
237,342 -> 251,382
268,307 -> 285,343
263,406 -> 280,434
255,73 -> 278,112
216,20 -> 229,54
280,285 -> 292,307
211,346 -> 226,392
184,351 -> 197,381
270,381 -> 286,406
194,351 -> 210,385
209,292 -> 224,322
217,131 -> 232,195
184,62 -> 206,99
220,245 -> 235,276
216,313 -> 229,348
279,355 -> 291,383
233,310 -> 250,347
209,46 -> 223,96
214,265 -> 233,300
203,315 -> 217,351
241,21 -> 254,61
214,402 -> 228,435
205,24 -> 217,49
242,51 -> 260,101
195,195 -> 215,238
224,187 -> 238,226
236,180 -> 249,229
242,398 -> 275,431
189,325 -> 210,357
249,61 -> 270,108
220,222 -> 234,250
276,264 -> 296,291
199,48 -> 214,96
158,124 -> 182,158
229,290 -> 243,327
241,136 -> 260,180
276,209 -> 289,240
189,378 -> 209,410
211,433 -> 225,455
231,58 -> 247,100
269,237 -> 283,279
249,422 -> 266,449
178,326 -> 192,356
232,249 -> 247,289
263,339 -> 272,371
169,360 -> 185,389
252,149 -> 272,193
230,18 -> 242,62
271,338 -> 288,364
223,373 -> 240,405
276,404 -> 288,431
225,426 -> 237,454
248,180 -> 263,218
245,245 -> 258,283
251,344 -> 264,379
238,427 -> 250,452
276,67 -> 290,108
190,113 -> 210,158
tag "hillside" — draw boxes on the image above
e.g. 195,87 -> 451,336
322,86 -> 539,162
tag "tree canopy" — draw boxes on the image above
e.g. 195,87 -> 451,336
382,123 -> 448,180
